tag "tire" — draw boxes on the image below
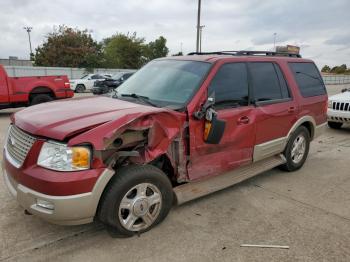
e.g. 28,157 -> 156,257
30,94 -> 53,106
75,84 -> 86,93
280,126 -> 310,172
98,165 -> 173,237
328,121 -> 343,129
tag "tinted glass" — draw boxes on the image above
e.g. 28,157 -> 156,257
208,63 -> 249,107
249,62 -> 282,101
123,73 -> 133,79
289,62 -> 326,97
274,64 -> 290,99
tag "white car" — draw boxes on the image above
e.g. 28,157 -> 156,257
69,74 -> 111,93
327,88 -> 350,129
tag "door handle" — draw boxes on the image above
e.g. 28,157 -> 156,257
287,107 -> 296,113
237,116 -> 250,125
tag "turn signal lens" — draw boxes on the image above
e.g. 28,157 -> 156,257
71,147 -> 90,169
204,121 -> 212,140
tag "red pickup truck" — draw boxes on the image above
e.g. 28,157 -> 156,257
2,51 -> 327,237
0,65 -> 74,109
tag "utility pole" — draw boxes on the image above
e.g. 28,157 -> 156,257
24,26 -> 33,59
196,0 -> 201,52
180,42 -> 183,54
273,32 -> 277,51
199,25 -> 205,52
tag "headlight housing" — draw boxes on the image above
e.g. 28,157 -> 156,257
37,141 -> 91,171
328,100 -> 333,108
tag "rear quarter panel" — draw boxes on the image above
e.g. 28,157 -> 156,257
282,60 -> 328,126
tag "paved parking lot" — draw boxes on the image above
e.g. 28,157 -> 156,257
1,86 -> 349,262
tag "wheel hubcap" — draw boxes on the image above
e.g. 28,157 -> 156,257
291,134 -> 306,164
118,183 -> 162,231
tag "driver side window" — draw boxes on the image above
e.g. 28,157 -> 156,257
208,63 -> 249,109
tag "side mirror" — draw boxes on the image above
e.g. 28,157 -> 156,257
204,114 -> 226,144
193,95 -> 215,120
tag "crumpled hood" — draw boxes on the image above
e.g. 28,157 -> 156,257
329,91 -> 350,102
13,96 -> 163,141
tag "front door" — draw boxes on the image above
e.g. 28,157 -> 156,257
187,62 -> 256,180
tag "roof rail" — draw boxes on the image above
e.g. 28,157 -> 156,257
187,50 -> 302,58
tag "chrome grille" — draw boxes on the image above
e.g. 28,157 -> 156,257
5,125 -> 36,167
332,101 -> 350,111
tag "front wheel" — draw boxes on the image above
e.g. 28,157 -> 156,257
75,84 -> 86,93
280,126 -> 310,172
98,165 -> 173,237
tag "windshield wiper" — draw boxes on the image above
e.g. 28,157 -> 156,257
121,93 -> 159,107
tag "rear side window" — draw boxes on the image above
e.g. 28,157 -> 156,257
249,62 -> 290,102
208,63 -> 249,107
289,62 -> 326,97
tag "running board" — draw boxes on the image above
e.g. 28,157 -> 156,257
174,154 -> 286,205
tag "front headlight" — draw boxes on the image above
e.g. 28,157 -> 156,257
328,100 -> 333,108
37,141 -> 91,171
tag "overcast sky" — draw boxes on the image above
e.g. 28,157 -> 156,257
1,0 -> 349,67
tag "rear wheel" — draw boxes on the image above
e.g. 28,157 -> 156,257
30,94 -> 53,106
75,84 -> 86,93
328,121 -> 343,129
98,165 -> 173,237
280,126 -> 310,172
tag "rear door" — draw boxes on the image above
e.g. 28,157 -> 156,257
188,62 -> 256,180
249,62 -> 298,161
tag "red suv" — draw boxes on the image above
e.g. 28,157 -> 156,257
2,51 -> 327,237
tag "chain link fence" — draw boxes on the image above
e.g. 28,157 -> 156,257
322,75 -> 350,85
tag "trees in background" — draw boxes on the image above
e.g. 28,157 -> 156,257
143,36 -> 169,61
321,65 -> 331,73
102,33 -> 145,69
34,26 -> 170,69
34,25 -> 102,68
322,64 -> 349,74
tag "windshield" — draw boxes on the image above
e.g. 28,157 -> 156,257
112,73 -> 124,80
81,74 -> 89,79
116,60 -> 211,108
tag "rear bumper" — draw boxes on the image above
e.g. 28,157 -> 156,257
2,159 -> 114,225
327,109 -> 350,123
65,89 -> 74,98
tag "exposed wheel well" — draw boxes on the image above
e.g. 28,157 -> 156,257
300,121 -> 314,140
29,86 -> 55,100
149,154 -> 177,186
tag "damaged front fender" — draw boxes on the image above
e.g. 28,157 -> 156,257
68,108 -> 188,180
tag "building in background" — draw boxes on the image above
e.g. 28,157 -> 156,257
0,57 -> 33,66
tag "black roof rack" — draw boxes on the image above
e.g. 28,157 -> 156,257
187,50 -> 302,58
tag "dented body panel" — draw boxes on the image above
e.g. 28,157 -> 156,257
2,54 -> 328,226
